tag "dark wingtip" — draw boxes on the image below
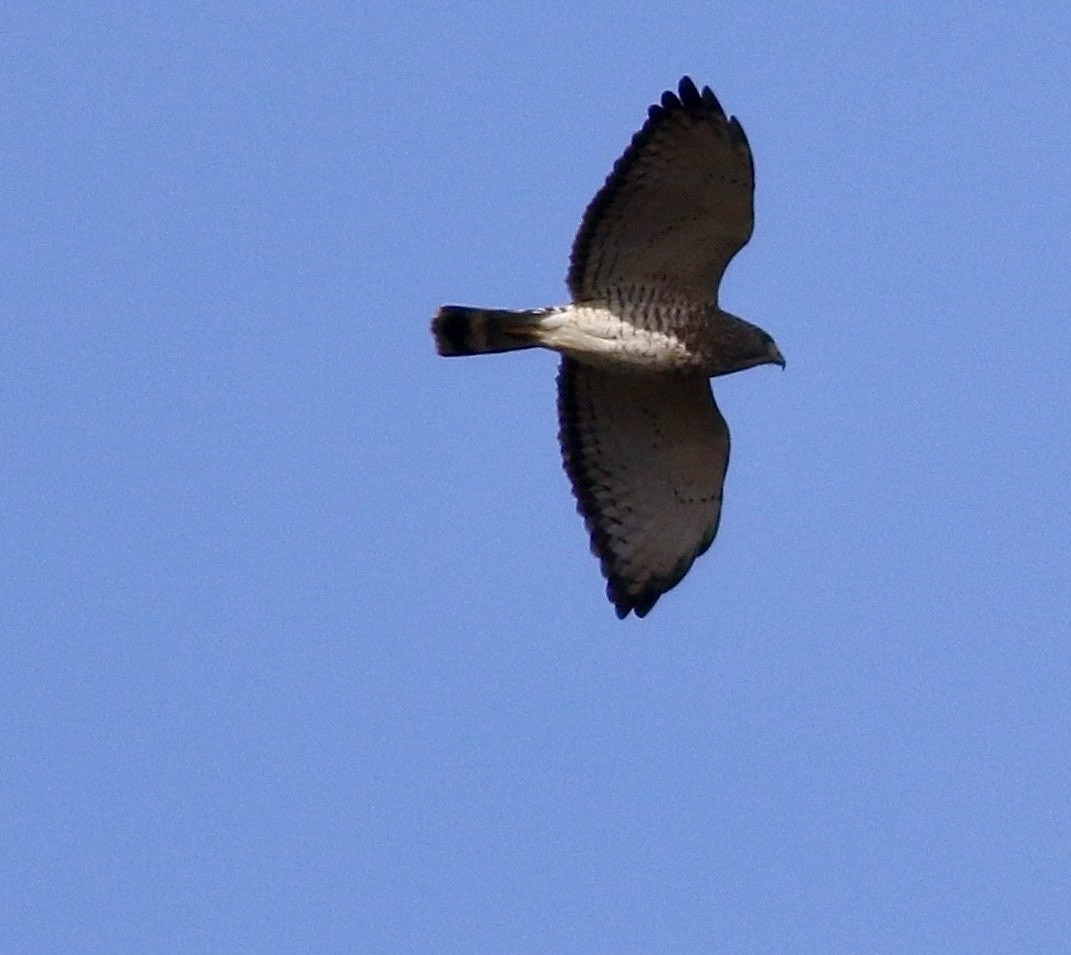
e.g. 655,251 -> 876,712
608,580 -> 660,620
609,580 -> 633,619
677,76 -> 701,106
672,76 -> 726,120
728,115 -> 749,148
632,593 -> 659,618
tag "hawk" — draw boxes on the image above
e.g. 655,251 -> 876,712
432,77 -> 783,618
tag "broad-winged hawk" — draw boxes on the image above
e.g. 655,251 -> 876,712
432,78 -> 783,618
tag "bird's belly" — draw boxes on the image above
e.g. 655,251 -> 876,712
540,305 -> 707,372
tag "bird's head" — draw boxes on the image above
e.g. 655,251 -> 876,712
712,311 -> 785,376
762,331 -> 786,369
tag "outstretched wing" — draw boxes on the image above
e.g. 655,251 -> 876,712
567,77 -> 754,304
557,358 -> 730,618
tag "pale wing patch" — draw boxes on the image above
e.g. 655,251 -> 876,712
557,358 -> 730,618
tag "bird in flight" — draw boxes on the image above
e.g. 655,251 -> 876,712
432,77 -> 783,618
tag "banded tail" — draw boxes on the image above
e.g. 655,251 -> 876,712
432,306 -> 553,357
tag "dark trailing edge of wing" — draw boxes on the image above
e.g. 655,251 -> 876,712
567,76 -> 752,299
557,359 -> 648,617
558,359 -> 719,619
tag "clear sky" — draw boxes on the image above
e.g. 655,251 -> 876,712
3,3 -> 1070,953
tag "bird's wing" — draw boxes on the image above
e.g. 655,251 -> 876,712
567,77 -> 754,304
557,358 -> 730,618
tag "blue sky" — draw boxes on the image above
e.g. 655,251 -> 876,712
3,3 -> 1070,952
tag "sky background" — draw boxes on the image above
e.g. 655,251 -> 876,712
3,3 -> 1071,953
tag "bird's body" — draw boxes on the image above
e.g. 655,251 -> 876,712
436,300 -> 772,376
432,78 -> 783,618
